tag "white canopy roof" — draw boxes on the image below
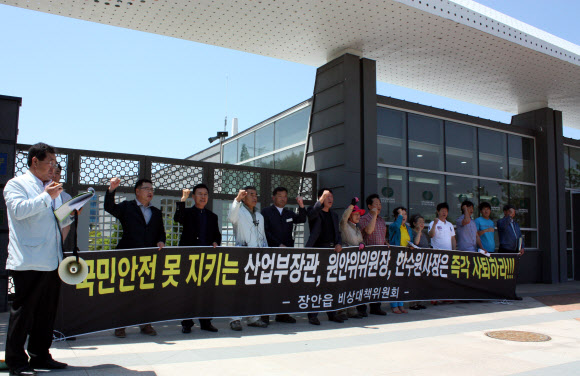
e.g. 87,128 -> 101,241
4,0 -> 580,127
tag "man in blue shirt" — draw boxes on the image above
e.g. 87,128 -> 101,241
475,202 -> 495,253
497,204 -> 525,255
455,200 -> 484,252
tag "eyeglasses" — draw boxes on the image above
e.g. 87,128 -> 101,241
40,160 -> 58,168
139,187 -> 155,192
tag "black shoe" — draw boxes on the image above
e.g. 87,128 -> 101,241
29,357 -> 67,370
261,315 -> 270,325
369,309 -> 387,316
200,324 -> 218,332
348,313 -> 364,319
182,326 -> 192,333
275,314 -> 297,324
330,315 -> 345,323
409,305 -> 421,310
336,313 -> 348,321
10,366 -> 36,376
308,317 -> 321,325
514,296 -> 523,301
359,311 -> 369,317
418,304 -> 427,309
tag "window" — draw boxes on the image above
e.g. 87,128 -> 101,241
408,114 -> 444,171
566,191 -> 572,231
222,140 -> 238,164
569,146 -> 580,188
377,167 -> 407,220
564,146 -> 570,188
445,121 -> 477,175
508,183 -> 537,228
408,171 -> 444,223
255,155 -> 274,168
446,175 -> 478,221
275,107 -> 310,149
377,108 -> 406,166
238,134 -> 254,162
274,145 -> 304,171
508,135 -> 535,183
478,129 -> 507,179
255,124 -> 274,157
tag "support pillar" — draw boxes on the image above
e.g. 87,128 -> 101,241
511,108 -> 567,283
303,54 -> 377,209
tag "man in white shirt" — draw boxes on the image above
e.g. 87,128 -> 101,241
227,186 -> 268,331
3,143 -> 68,375
428,202 -> 456,250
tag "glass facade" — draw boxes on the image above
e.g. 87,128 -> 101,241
377,105 -> 538,249
408,114 -> 444,171
479,128 -> 507,180
446,175 -> 478,221
377,167 -> 407,220
408,171 -> 444,223
564,145 -> 580,189
238,133 -> 255,163
508,134 -> 535,183
222,141 -> 237,164
222,105 -> 310,171
446,121 -> 477,175
377,108 -> 406,166
564,144 -> 580,280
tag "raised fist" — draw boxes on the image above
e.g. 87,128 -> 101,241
181,188 -> 191,202
236,189 -> 248,202
109,177 -> 121,192
296,196 -> 304,208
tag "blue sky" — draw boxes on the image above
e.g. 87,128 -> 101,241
1,0 -> 579,159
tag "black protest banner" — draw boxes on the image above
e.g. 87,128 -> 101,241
54,246 -> 519,337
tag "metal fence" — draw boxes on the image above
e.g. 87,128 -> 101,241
8,144 -> 317,298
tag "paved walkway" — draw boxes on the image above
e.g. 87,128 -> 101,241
1,282 -> 579,375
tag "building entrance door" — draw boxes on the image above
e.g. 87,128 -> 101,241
573,193 -> 580,281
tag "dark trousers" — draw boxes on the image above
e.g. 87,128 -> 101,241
357,302 -> 382,313
308,312 -> 337,320
499,247 -> 518,253
182,318 -> 212,329
6,270 -> 61,369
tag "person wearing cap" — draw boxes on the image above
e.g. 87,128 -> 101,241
339,197 -> 366,249
339,197 -> 366,319
388,206 -> 411,314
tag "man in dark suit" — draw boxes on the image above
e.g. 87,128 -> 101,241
105,177 -> 167,338
305,188 -> 345,325
260,186 -> 307,325
174,183 -> 221,333
497,204 -> 525,255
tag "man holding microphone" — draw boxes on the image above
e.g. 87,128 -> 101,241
4,143 -> 68,375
